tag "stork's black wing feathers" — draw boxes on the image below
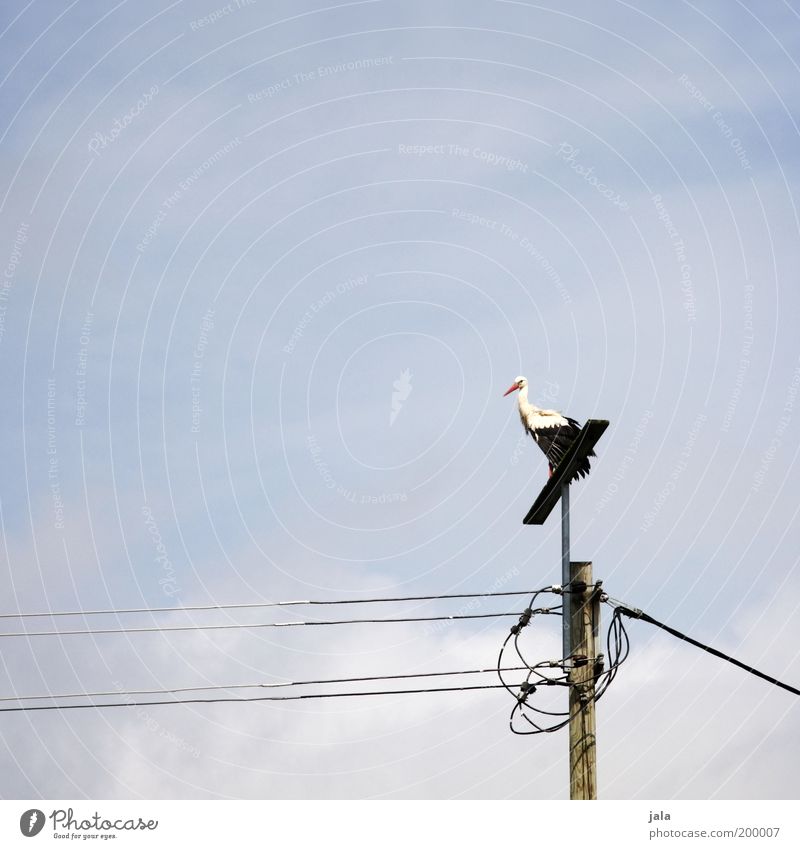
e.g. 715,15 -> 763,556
529,417 -> 594,481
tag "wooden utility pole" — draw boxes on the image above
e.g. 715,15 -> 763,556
568,561 -> 599,800
522,420 -> 609,800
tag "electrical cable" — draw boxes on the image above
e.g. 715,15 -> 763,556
0,683 -> 520,713
611,600 -> 800,697
0,589 -> 551,620
0,611 -> 521,639
498,585 -> 631,735
1,666 -> 529,703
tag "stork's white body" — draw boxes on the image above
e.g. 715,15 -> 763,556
504,375 -> 593,480
515,382 -> 570,435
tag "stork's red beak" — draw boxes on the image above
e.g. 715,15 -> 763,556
503,383 -> 520,396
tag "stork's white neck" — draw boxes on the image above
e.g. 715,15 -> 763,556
517,385 -> 539,411
517,383 -> 536,415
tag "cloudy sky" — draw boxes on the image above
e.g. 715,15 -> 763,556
0,0 -> 799,799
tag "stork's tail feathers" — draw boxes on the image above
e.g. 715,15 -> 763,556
549,454 -> 593,482
534,418 -> 595,482
571,453 -> 594,481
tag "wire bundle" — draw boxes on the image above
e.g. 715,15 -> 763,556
496,586 -> 630,735
7,585 -> 790,716
0,588 -> 538,712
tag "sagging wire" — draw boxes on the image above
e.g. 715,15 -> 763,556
604,595 -> 799,697
497,584 -> 630,735
498,582 -> 799,737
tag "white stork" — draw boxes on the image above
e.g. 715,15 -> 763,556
503,376 -> 593,480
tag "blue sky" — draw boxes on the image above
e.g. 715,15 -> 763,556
0,0 -> 799,799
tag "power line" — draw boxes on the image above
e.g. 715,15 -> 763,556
0,683 -> 519,713
0,610 -> 528,639
611,599 -> 800,697
1,666 -> 529,703
0,588 -> 551,620
497,589 -> 631,735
